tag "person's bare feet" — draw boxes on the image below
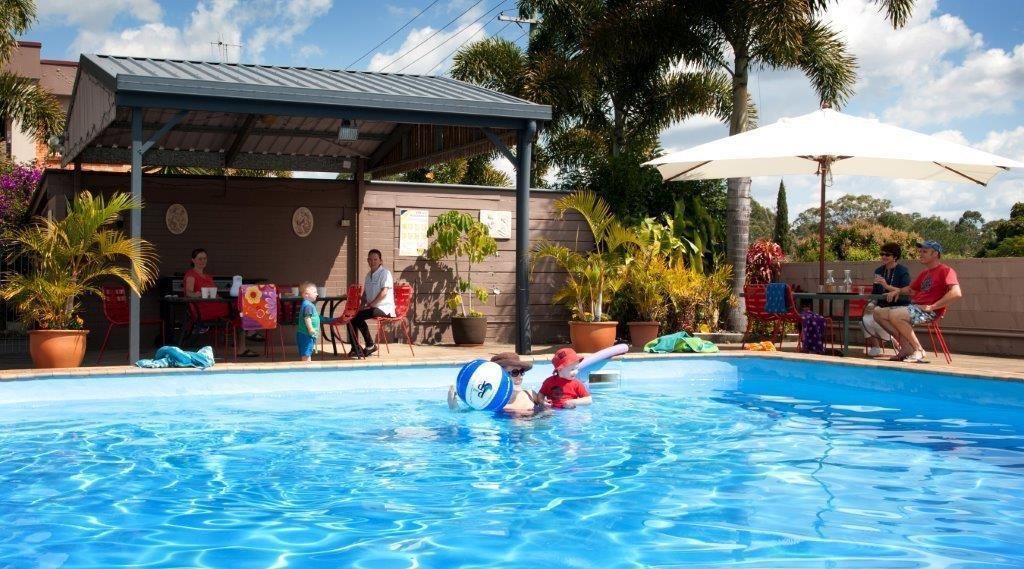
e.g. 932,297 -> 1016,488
447,385 -> 460,410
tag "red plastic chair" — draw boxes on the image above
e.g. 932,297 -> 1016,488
848,284 -> 874,318
784,285 -> 835,353
97,286 -> 165,365
742,284 -> 779,347
322,284 -> 363,357
372,283 -> 415,357
922,314 -> 952,364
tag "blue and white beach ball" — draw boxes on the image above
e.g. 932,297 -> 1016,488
455,360 -> 514,411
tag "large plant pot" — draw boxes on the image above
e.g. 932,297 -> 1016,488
451,316 -> 487,345
569,321 -> 618,353
29,329 -> 89,368
628,321 -> 661,349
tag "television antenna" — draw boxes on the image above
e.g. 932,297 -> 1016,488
209,36 -> 242,63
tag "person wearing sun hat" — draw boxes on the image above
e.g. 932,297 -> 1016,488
872,239 -> 962,363
538,347 -> 593,409
447,352 -> 542,413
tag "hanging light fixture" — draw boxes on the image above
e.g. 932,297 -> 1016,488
338,119 -> 359,141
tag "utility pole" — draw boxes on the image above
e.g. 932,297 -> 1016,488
498,11 -> 541,45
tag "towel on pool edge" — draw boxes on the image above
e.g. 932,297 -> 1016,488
643,331 -> 719,353
765,283 -> 788,313
135,345 -> 215,369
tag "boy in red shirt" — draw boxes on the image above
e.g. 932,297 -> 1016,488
873,240 -> 962,363
539,348 -> 593,409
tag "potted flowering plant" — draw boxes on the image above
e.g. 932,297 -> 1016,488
426,210 -> 499,345
0,191 -> 159,368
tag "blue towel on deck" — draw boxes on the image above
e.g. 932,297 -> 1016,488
136,346 -> 215,369
765,283 -> 788,313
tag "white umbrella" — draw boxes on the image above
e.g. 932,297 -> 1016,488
645,107 -> 1024,281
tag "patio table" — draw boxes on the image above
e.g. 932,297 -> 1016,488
162,294 -> 346,348
793,291 -> 885,356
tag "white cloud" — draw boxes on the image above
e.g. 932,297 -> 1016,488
366,4 -> 490,74
37,0 -> 162,32
60,0 -> 330,63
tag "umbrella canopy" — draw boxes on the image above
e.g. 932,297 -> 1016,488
645,107 -> 1024,281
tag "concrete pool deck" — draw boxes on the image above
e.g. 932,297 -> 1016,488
2,341 -> 1023,383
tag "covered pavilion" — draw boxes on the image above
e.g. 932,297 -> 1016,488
57,54 -> 551,362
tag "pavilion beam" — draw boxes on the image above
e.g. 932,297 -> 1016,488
107,121 -> 391,141
140,110 -> 187,154
515,120 -> 537,355
129,108 -> 143,363
481,128 -> 516,164
224,114 -> 257,167
368,124 -> 413,170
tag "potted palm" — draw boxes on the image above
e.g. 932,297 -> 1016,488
426,210 -> 498,345
0,191 -> 158,368
532,191 -> 631,353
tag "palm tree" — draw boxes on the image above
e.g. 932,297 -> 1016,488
0,191 -> 158,330
0,0 -> 64,151
674,0 -> 915,331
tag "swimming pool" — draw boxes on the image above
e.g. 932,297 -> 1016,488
2,357 -> 1023,567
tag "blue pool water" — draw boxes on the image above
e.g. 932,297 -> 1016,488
2,358 -> 1024,567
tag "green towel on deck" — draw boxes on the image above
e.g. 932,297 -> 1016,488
643,331 -> 719,353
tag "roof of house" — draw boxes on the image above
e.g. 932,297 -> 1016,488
61,54 -> 551,175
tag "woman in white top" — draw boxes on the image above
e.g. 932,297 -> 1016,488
348,248 -> 395,357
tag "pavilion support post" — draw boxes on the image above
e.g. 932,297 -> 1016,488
352,158 -> 365,285
129,108 -> 143,363
515,120 -> 537,355
818,159 -> 829,285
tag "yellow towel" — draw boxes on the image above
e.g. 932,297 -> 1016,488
745,341 -> 777,352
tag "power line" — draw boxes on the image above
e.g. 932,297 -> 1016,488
346,0 -> 442,70
429,19 -> 512,76
379,0 -> 488,72
397,3 -> 507,74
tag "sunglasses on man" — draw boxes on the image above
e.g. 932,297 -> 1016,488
508,368 -> 527,377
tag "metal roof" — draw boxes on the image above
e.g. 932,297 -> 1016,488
61,54 -> 551,174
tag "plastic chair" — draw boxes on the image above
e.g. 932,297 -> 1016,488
322,284 -> 363,356
235,284 -> 285,361
922,314 -> 952,364
372,283 -> 415,357
784,285 -> 835,353
97,286 -> 165,364
741,284 -> 776,348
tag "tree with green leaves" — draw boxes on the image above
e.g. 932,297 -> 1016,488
977,202 -> 1024,257
773,180 -> 792,254
1,0 -> 64,152
749,199 -> 775,244
674,0 -> 915,330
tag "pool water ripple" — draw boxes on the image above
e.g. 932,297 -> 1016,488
2,369 -> 1024,567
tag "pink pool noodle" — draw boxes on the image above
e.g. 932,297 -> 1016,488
579,343 -> 628,370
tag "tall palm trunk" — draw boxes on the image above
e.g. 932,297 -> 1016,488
726,47 -> 752,332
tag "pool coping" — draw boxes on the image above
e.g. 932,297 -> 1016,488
3,350 -> 1023,384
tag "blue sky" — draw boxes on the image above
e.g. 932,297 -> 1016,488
22,0 -> 1024,223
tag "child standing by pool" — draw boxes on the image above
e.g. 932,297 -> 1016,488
296,282 -> 333,362
538,348 -> 593,409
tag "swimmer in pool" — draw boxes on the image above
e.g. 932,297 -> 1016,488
448,352 -> 542,413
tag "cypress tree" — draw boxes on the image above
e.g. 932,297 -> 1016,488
773,180 -> 791,253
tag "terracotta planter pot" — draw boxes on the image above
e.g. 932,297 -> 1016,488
451,316 -> 487,345
568,321 -> 618,353
29,329 -> 89,368
628,321 -> 661,349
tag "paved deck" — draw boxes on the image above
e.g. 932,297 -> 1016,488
2,340 -> 1023,382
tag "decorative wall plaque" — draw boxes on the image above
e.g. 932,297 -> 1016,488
165,204 -> 188,235
292,207 -> 314,238
480,209 -> 512,239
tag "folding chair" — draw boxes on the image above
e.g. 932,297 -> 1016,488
97,285 -> 165,364
372,282 -> 415,357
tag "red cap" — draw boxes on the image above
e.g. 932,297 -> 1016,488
551,347 -> 583,371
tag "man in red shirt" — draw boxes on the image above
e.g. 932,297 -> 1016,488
873,240 -> 962,363
539,348 -> 593,409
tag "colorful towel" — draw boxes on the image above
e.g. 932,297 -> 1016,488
765,283 -> 788,313
238,284 -> 279,331
800,310 -> 827,354
136,346 -> 215,369
643,331 -> 719,353
744,341 -> 777,352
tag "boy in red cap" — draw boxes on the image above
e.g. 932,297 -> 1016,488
538,347 -> 593,409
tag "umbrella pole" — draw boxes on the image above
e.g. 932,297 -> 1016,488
818,161 -> 827,285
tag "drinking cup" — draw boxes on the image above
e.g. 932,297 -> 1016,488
317,286 -> 327,298
291,287 -> 300,297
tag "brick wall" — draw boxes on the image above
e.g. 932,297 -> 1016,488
781,258 -> 1024,356
37,172 -> 584,351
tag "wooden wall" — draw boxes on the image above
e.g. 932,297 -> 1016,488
37,172 -> 586,352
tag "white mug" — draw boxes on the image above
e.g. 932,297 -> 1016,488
317,286 -> 327,298
291,286 -> 300,297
